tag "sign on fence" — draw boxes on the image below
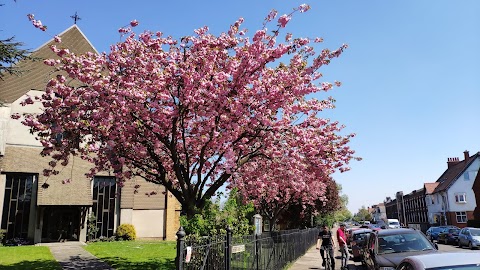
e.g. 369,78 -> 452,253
231,244 -> 245,254
185,246 -> 192,263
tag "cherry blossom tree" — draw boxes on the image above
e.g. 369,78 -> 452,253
17,5 -> 358,219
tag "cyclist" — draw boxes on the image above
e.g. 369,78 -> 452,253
316,224 -> 336,268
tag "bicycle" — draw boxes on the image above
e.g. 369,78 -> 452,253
320,245 -> 334,270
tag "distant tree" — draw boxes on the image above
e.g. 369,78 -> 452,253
354,206 -> 372,222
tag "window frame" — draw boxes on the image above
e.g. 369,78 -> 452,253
454,193 -> 467,204
455,211 -> 467,223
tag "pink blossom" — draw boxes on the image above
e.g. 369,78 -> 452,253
265,9 -> 278,22
278,14 -> 291,28
298,4 -> 311,13
285,33 -> 292,42
18,7 -> 357,220
130,20 -> 139,27
54,35 -> 62,43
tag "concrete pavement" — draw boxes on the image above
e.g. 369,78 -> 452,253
37,241 -> 114,270
289,227 -> 357,270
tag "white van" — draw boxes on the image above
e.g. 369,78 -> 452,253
387,219 -> 400,229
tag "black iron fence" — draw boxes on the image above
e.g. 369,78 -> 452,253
176,226 -> 320,270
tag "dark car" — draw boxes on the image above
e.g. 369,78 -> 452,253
349,229 -> 372,262
437,227 -> 460,245
363,228 -> 438,270
347,227 -> 361,246
425,226 -> 456,242
425,227 -> 442,242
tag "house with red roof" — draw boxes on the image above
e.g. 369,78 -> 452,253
424,151 -> 480,227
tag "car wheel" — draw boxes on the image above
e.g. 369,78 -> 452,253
469,241 -> 474,250
458,241 -> 462,248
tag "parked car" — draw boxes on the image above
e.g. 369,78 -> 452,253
350,228 -> 372,263
363,228 -> 438,270
396,252 -> 480,270
387,219 -> 401,229
437,227 -> 460,245
425,226 -> 456,242
347,227 -> 361,246
458,227 -> 480,249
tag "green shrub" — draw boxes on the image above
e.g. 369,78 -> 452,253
116,224 -> 136,241
0,229 -> 6,246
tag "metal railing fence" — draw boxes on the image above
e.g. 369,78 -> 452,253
176,226 -> 320,270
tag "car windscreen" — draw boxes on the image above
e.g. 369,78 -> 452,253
432,227 -> 443,233
470,229 -> 480,236
378,232 -> 435,254
449,229 -> 459,234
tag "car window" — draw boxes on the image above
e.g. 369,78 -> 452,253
354,232 -> 368,241
450,229 -> 459,234
432,227 -> 443,233
470,229 -> 480,236
377,232 -> 434,254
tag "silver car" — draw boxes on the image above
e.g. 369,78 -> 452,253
458,227 -> 480,249
396,252 -> 480,270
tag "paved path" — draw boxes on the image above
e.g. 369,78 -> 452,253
37,242 -> 114,270
289,227 -> 356,270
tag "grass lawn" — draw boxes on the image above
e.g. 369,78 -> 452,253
0,246 -> 61,270
84,240 -> 176,270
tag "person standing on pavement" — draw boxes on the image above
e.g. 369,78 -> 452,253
337,223 -> 349,270
316,224 -> 336,268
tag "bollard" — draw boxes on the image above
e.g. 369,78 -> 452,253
176,226 -> 186,270
225,226 -> 232,270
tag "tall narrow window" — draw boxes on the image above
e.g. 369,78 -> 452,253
91,176 -> 116,239
1,174 -> 34,240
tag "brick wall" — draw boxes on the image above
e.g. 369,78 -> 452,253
165,191 -> 181,240
447,211 -> 475,228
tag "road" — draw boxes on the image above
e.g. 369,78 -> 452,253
348,242 -> 479,270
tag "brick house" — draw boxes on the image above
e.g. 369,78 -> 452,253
0,25 -> 180,243
424,151 -> 480,228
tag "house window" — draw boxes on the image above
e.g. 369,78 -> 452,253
464,172 -> 470,180
263,219 -> 270,232
455,193 -> 466,203
456,212 -> 467,223
430,196 -> 435,205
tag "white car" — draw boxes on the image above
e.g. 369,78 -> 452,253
396,252 -> 480,270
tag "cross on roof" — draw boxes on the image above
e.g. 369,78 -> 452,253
70,12 -> 81,24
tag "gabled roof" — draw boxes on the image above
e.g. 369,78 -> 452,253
424,183 -> 439,194
433,152 -> 480,193
0,25 -> 98,103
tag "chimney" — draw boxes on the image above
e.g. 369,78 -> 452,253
447,157 -> 460,168
464,150 -> 470,162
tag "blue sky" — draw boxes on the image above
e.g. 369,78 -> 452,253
2,0 -> 479,214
